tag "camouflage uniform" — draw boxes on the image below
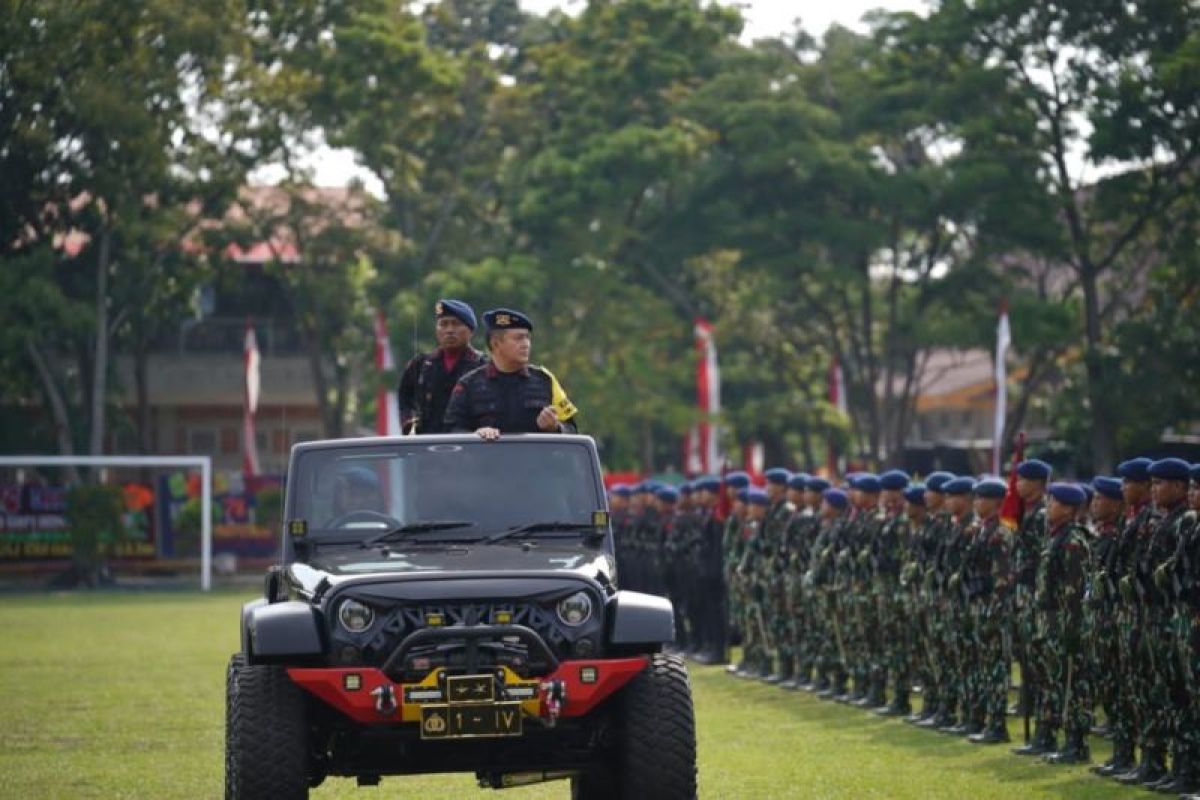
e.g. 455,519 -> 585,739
964,513 -> 1013,742
1011,497 -> 1048,749
763,498 -> 796,681
1034,518 -> 1092,760
872,507 -> 911,713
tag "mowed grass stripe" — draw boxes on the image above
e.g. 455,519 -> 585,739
0,593 -> 1145,799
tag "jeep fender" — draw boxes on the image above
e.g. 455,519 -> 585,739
242,600 -> 323,660
605,590 -> 675,646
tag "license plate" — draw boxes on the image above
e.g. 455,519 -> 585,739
420,701 -> 523,739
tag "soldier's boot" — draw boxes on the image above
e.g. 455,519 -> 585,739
878,688 -> 911,717
821,670 -> 847,700
1117,747 -> 1167,785
908,690 -> 939,724
1149,749 -> 1198,794
963,713 -> 986,737
1044,729 -> 1090,765
766,653 -> 792,685
918,700 -> 951,728
968,722 -> 1011,745
811,667 -> 832,694
865,672 -> 888,711
935,706 -> 961,733
1091,739 -> 1135,776
1012,722 -> 1055,756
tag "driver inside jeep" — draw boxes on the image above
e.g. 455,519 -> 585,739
330,465 -> 388,525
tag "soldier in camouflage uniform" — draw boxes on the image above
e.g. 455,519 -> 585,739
1084,477 -> 1125,771
935,477 -> 976,733
780,473 -> 816,689
662,484 -> 692,652
812,487 -> 852,699
1036,483 -> 1093,764
762,468 -> 796,683
910,472 -> 954,726
965,478 -> 1014,744
872,470 -> 913,715
1164,464 -> 1200,797
845,474 -> 885,706
898,483 -> 931,721
1116,459 -> 1193,786
1011,459 -> 1052,755
722,472 -> 751,675
799,477 -> 834,692
735,489 -> 772,679
1096,457 -> 1154,779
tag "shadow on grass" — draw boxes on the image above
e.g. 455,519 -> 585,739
691,664 -> 1152,800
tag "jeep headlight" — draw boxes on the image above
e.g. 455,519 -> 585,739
338,599 -> 375,633
556,591 -> 592,627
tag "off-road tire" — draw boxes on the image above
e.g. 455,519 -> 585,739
225,657 -> 310,800
573,653 -> 697,800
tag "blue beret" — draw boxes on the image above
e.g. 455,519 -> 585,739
725,471 -> 751,489
656,486 -> 680,503
943,477 -> 977,496
610,484 -> 632,498
764,467 -> 791,486
1081,483 -> 1095,502
1117,457 -> 1152,482
852,473 -> 881,493
974,478 -> 1007,499
822,488 -> 849,510
747,488 -> 770,507
925,471 -> 955,492
1017,459 -> 1052,480
482,307 -> 532,332
1149,458 -> 1191,481
635,482 -> 655,494
787,473 -> 810,491
879,469 -> 910,491
735,488 -> 750,503
1092,476 -> 1122,500
339,465 -> 381,490
1048,482 -> 1087,506
435,298 -> 477,331
679,482 -> 695,496
903,485 -> 926,506
698,476 -> 721,492
806,477 -> 831,492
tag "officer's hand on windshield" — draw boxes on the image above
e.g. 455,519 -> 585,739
475,426 -> 501,441
536,406 -> 559,431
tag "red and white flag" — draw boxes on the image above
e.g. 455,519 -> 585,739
692,319 -> 722,474
993,302 -> 1011,474
243,321 -> 261,477
374,310 -> 401,436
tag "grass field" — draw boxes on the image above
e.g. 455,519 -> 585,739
0,591 -> 1154,799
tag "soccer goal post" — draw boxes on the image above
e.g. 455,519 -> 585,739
0,455 -> 214,591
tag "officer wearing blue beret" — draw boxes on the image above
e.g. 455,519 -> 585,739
1011,458 -> 1053,756
397,298 -> 487,434
444,308 -> 579,438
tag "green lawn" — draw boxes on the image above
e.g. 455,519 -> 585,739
0,592 -> 1152,799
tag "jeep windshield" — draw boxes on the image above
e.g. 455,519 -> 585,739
288,438 -> 605,543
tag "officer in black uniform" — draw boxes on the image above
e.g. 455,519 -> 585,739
398,299 -> 487,434
443,308 -> 579,437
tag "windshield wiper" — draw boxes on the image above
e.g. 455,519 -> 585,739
484,521 -> 599,544
361,521 -> 477,548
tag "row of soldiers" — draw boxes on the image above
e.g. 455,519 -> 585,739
610,457 -> 1200,796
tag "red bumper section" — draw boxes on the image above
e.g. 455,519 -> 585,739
288,658 -> 648,726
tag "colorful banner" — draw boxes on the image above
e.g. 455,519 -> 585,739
157,470 -> 282,558
0,483 -> 156,561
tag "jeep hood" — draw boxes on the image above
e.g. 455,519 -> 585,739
287,544 -> 614,596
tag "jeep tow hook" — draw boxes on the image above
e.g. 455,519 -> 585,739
371,684 -> 397,716
539,678 -> 566,727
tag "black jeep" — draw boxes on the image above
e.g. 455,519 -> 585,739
225,434 -> 696,799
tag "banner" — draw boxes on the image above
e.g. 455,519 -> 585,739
993,303 -> 1011,474
0,483 -> 156,561
691,319 -> 721,474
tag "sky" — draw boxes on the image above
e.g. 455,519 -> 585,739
259,0 -> 928,190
